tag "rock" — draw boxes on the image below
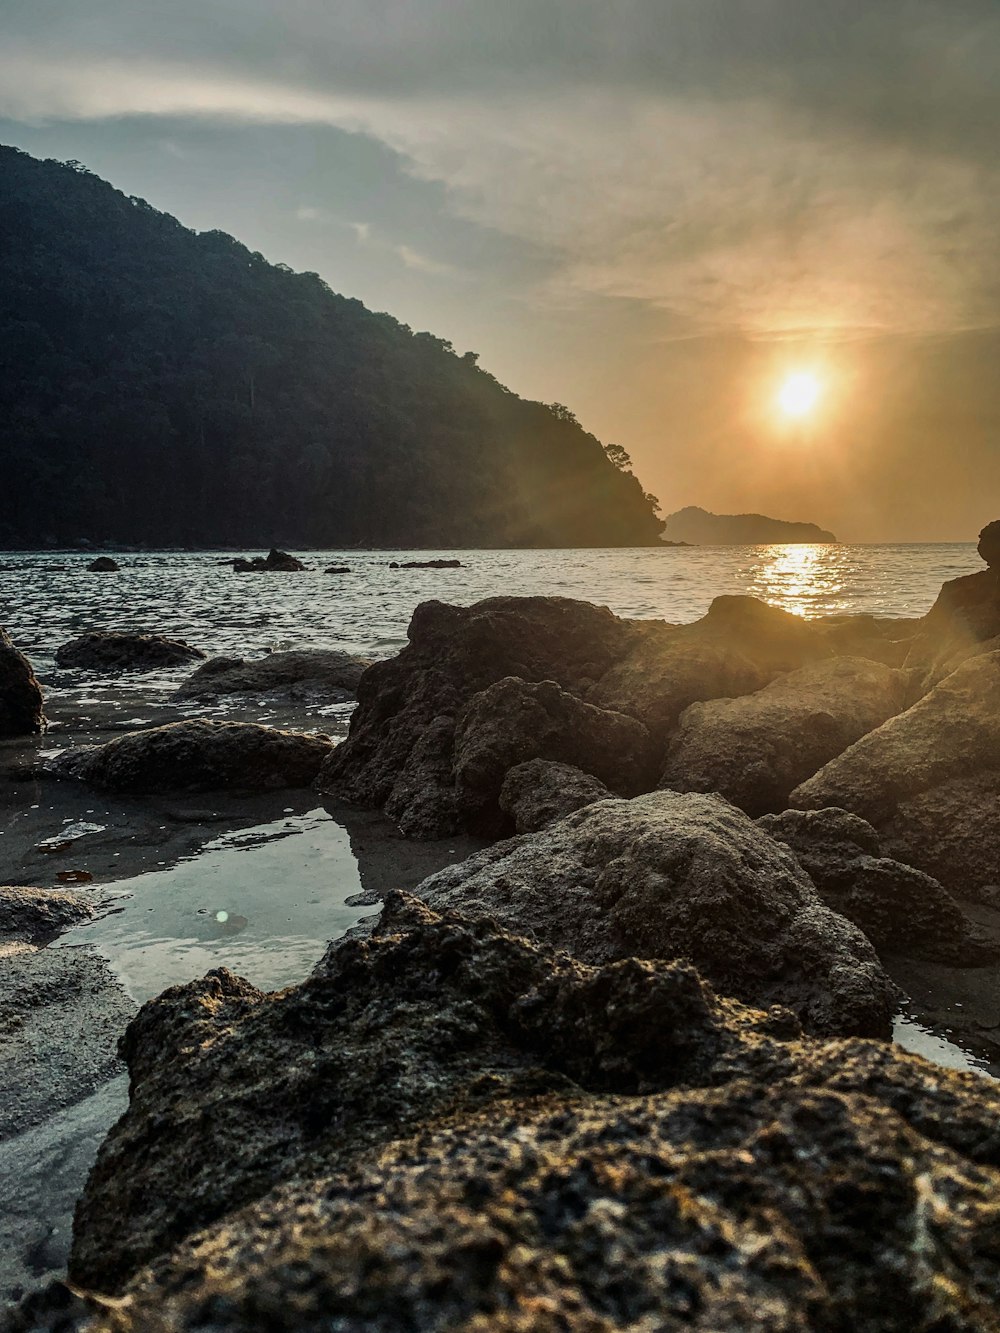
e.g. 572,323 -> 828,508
790,651 -> 1000,898
173,649 -> 372,701
316,597 -> 642,837
0,885 -> 94,944
659,657 -> 911,816
417,790 -> 897,1037
21,894 -> 1000,1329
453,677 -> 656,829
324,565 -> 351,574
757,807 -> 991,963
0,628 -> 45,736
904,533 -> 1000,682
389,558 -> 462,569
85,557 -> 119,572
817,613 -> 918,666
54,632 -> 205,672
498,759 -> 611,832
978,518 -> 1000,568
588,595 -> 835,742
48,720 -> 334,794
232,548 -> 306,572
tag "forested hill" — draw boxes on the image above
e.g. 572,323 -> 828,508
0,147 -> 664,549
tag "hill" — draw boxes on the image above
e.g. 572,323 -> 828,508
661,506 -> 837,545
0,147 -> 664,549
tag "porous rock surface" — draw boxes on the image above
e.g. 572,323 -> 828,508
0,627 -> 45,736
173,648 -> 372,700
498,758 -> 611,832
416,790 -> 897,1037
49,719 -> 334,794
55,632 -> 205,672
659,656 -> 911,816
0,885 -> 94,943
791,651 -> 1000,897
14,894 -> 1000,1331
758,807 -> 990,964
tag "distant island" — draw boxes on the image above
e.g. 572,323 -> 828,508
661,506 -> 838,545
0,147 -> 663,550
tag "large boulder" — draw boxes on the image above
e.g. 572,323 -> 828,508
790,651 -> 1000,898
416,790 -> 897,1037
316,596 -> 643,836
757,807 -> 991,963
85,556 -> 119,572
904,526 -> 1000,683
0,627 -> 44,736
232,548 -> 306,572
659,657 -> 911,816
979,518 -> 1000,568
20,895 -> 1000,1330
173,648 -> 372,701
499,759 -> 611,832
55,631 -> 204,672
48,720 -> 334,794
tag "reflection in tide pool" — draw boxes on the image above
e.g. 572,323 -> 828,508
893,1016 -> 995,1080
54,808 -> 370,1001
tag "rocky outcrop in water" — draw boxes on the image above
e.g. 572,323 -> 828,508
659,657 -> 911,816
0,628 -> 45,737
416,790 -> 897,1037
173,649 -> 372,701
498,759 -> 611,832
55,632 -> 205,672
85,557 -> 119,573
49,719 -> 334,794
389,558 -> 463,569
232,549 -> 306,573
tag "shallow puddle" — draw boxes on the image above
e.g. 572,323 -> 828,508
893,1015 -> 996,1079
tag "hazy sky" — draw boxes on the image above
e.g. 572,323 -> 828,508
3,1 -> 998,540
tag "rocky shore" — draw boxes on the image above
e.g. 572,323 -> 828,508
2,527 -> 1000,1326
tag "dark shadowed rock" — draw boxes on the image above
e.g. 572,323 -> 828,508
232,548 -> 306,572
55,632 -> 205,672
389,558 -> 462,569
499,759 -> 610,832
0,628 -> 45,736
324,564 -> 351,574
660,657 -> 910,816
453,677 -> 656,828
757,807 -> 990,964
416,790 -> 897,1037
904,532 -> 1000,682
791,651 -> 1000,898
173,649 -> 372,701
816,614 -> 919,666
85,557 -> 118,572
978,518 -> 1000,568
0,885 -> 94,944
48,719 -> 334,794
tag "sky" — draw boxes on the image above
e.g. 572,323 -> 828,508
2,1 -> 998,541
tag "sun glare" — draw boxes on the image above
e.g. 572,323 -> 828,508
777,371 -> 823,419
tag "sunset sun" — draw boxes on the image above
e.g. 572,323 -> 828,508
777,371 -> 823,419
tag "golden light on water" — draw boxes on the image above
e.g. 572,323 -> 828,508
777,371 -> 823,419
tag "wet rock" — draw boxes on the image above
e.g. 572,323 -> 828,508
85,557 -> 118,573
324,564 -> 351,574
232,548 -> 306,573
316,596 -> 642,836
389,558 -> 462,569
173,649 -> 372,701
20,894 -> 1000,1329
0,628 -> 45,737
417,790 -> 897,1037
757,807 -> 990,963
453,677 -> 656,829
659,657 -> 911,816
588,595 -> 834,742
499,759 -> 610,832
55,632 -> 205,673
0,885 -> 94,944
791,651 -> 1000,898
48,719 -> 334,794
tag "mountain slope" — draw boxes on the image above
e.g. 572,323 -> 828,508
662,506 -> 837,545
0,147 -> 663,548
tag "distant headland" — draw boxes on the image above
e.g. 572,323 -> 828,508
661,506 -> 838,545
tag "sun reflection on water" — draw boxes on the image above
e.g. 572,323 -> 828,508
745,544 -> 848,618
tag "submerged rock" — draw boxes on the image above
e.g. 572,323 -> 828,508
660,656 -> 910,816
85,557 -> 119,572
49,719 -> 334,794
55,632 -> 204,672
416,790 -> 897,1037
499,759 -> 611,832
173,648 -> 372,701
232,548 -> 306,573
791,651 -> 1000,898
0,627 -> 45,736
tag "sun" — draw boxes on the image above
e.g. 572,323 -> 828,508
777,371 -> 823,419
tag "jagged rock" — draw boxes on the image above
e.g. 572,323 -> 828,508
588,595 -> 835,742
55,632 -> 205,672
0,628 -> 45,736
791,651 -> 1000,898
0,885 -> 94,943
659,657 -> 911,816
315,597 -> 643,837
417,790 -> 897,1037
85,557 -> 118,572
453,677 -> 656,829
18,895 -> 1000,1330
499,759 -> 611,832
173,649 -> 372,700
232,548 -> 306,572
757,807 -> 991,963
48,720 -> 334,794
